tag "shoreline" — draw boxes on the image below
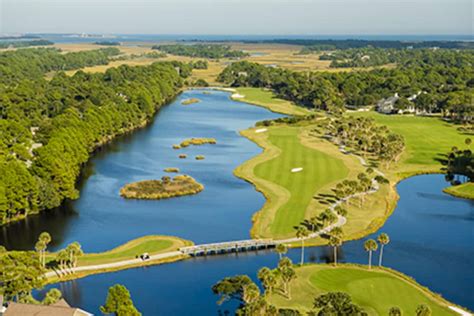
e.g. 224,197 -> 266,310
0,90 -> 183,228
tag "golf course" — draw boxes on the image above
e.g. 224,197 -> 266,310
268,264 -> 458,315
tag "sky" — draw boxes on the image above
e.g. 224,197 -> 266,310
1,0 -> 472,35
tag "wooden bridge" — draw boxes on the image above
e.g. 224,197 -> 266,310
179,239 -> 278,257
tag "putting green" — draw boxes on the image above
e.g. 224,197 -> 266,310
253,127 -> 348,237
268,265 -> 456,315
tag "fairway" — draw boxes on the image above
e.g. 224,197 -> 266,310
269,265 -> 456,315
235,87 -> 311,116
75,235 -> 191,266
253,127 -> 348,237
350,112 -> 468,173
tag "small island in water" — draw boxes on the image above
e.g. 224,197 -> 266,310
120,175 -> 204,200
181,98 -> 200,105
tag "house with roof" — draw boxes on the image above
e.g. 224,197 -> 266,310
376,93 -> 399,114
0,296 -> 93,316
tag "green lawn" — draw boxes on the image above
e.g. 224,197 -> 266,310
254,127 -> 348,236
47,235 -> 192,267
235,87 -> 311,116
350,112 -> 468,173
444,182 -> 474,199
269,265 -> 456,315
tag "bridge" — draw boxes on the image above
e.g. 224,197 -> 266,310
179,239 -> 278,256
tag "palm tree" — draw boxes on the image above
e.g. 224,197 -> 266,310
377,233 -> 390,266
35,241 -> 46,267
257,267 -> 277,297
66,242 -> 83,268
296,226 -> 309,265
364,239 -> 378,269
275,243 -> 288,260
38,232 -> 51,267
329,236 -> 342,266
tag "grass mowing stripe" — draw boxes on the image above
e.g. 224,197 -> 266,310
254,127 -> 348,237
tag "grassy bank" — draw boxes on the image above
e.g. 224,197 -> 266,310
443,182 -> 474,200
233,87 -> 311,116
45,235 -> 192,283
268,264 -> 457,315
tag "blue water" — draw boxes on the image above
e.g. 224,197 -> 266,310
30,33 -> 474,44
39,174 -> 472,314
0,90 -> 282,251
3,89 -> 472,313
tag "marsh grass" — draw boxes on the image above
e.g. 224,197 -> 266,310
120,175 -> 203,199
180,138 -> 217,147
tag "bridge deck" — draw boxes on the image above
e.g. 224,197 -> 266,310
179,239 -> 278,256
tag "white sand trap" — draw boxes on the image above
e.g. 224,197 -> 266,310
232,93 -> 245,98
255,128 -> 267,133
291,167 -> 303,173
449,306 -> 472,316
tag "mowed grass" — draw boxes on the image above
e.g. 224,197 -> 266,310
254,127 -> 348,237
46,235 -> 192,267
269,265 -> 456,315
235,87 -> 311,116
350,112 -> 468,172
443,182 -> 474,199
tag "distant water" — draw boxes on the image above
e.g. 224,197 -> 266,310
31,33 -> 474,44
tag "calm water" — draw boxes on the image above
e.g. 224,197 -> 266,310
0,89 -> 282,251
3,90 -> 472,313
39,174 -> 472,314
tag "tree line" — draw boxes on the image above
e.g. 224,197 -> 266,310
0,48 -> 187,224
217,48 -> 473,120
152,44 -> 249,59
0,47 -> 121,84
0,39 -> 54,49
251,38 -> 474,50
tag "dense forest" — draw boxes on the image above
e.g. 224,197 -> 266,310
0,48 -> 187,224
94,41 -> 121,46
0,47 -> 121,83
0,40 -> 53,49
152,44 -> 249,59
245,39 -> 474,50
218,49 -> 473,120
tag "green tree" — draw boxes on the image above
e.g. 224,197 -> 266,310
100,284 -> 141,316
257,267 -> 277,297
415,304 -> 431,316
42,288 -> 62,305
389,306 -> 402,316
0,251 -> 45,301
329,236 -> 343,266
275,243 -> 288,261
364,239 -> 378,269
66,242 -> 83,267
313,292 -> 367,315
212,275 -> 254,305
377,233 -> 390,267
296,225 -> 309,265
277,257 -> 297,299
38,232 -> 51,267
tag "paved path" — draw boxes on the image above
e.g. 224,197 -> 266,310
45,251 -> 182,278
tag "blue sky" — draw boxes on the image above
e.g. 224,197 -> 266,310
1,0 -> 472,35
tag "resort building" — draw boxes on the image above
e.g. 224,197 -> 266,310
0,297 -> 93,316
